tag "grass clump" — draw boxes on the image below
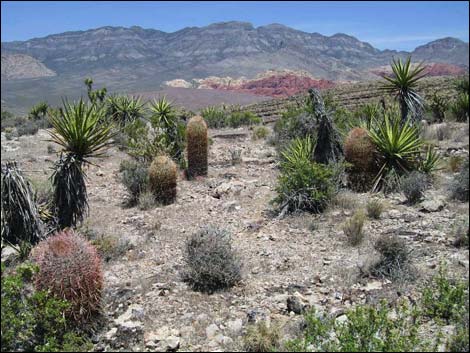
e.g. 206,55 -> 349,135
342,211 -> 366,246
137,190 -> 156,210
366,199 -> 385,219
243,320 -> 281,352
452,218 -> 469,249
182,227 -> 242,293
401,171 -> 429,204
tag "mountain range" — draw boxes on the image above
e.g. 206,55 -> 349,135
1,21 -> 468,113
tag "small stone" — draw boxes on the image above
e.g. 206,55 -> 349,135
287,296 -> 305,314
206,324 -> 220,339
227,319 -> 243,335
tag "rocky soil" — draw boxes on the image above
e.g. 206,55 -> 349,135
1,121 -> 469,352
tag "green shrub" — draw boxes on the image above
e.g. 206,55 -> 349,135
285,300 -> 428,352
1,263 -> 92,352
273,137 -> 338,214
201,106 -> 227,128
243,321 -> 281,352
450,157 -> 469,202
342,211 -> 366,246
273,108 -> 317,153
16,120 -> 40,136
427,93 -> 449,123
451,93 -> 469,122
401,171 -> 429,204
120,159 -> 149,202
226,111 -> 261,128
252,126 -> 269,140
422,264 -> 468,323
366,199 -> 385,219
447,312 -> 469,352
182,227 -> 242,293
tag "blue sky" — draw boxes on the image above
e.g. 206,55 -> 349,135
2,1 -> 469,51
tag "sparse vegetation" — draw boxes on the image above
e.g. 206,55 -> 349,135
450,157 -> 469,202
182,227 -> 242,293
342,210 -> 366,246
366,199 -> 385,219
252,125 -> 269,140
401,171 -> 429,204
120,159 -> 149,203
243,321 -> 281,352
451,93 -> 469,122
370,234 -> 412,281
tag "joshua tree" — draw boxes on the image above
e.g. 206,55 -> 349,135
381,57 -> 427,125
29,102 -> 49,120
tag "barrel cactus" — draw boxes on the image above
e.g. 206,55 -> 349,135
187,115 -> 208,178
31,229 -> 103,322
148,155 -> 177,204
344,127 -> 380,191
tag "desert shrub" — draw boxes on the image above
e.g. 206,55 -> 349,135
370,234 -> 412,281
342,211 -> 366,246
1,110 -> 17,131
422,264 -> 468,323
366,199 -> 385,219
450,157 -> 469,202
448,155 -> 464,173
124,119 -> 166,163
331,191 -> 360,211
285,300 -> 427,352
273,137 -> 338,215
273,108 -> 317,153
148,155 -> 177,205
401,171 -> 429,204
252,125 -> 269,140
31,230 -> 103,323
447,311 -> 469,352
452,218 -> 469,248
186,115 -> 208,178
16,120 -> 40,136
226,111 -> 261,128
120,159 -> 149,202
137,190 -> 156,210
1,263 -> 92,352
90,234 -> 132,262
182,227 -> 242,293
243,321 -> 281,352
1,162 -> 43,247
344,127 -> 380,191
201,106 -> 227,128
451,93 -> 469,122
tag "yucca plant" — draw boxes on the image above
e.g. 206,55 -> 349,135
418,144 -> 441,174
48,99 -> 116,228
48,99 -> 115,162
354,102 -> 382,130
381,57 -> 427,124
368,112 -> 423,191
280,135 -> 314,168
428,93 -> 449,123
106,95 -> 145,126
451,93 -> 469,122
1,161 -> 43,247
150,97 -> 186,165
